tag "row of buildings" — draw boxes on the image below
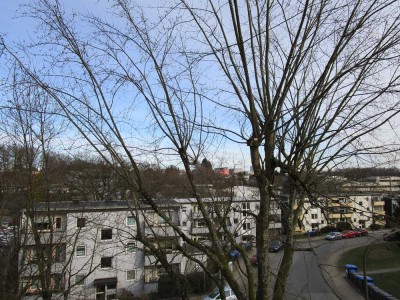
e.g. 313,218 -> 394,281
18,177 -> 399,299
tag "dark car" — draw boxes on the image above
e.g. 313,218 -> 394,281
383,230 -> 400,241
240,242 -> 253,251
269,240 -> 283,252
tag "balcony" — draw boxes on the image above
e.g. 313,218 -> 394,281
144,225 -> 177,237
23,231 -> 66,245
191,227 -> 210,235
328,213 -> 352,219
144,251 -> 182,266
192,211 -> 204,219
268,222 -> 282,229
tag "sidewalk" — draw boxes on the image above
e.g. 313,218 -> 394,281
321,243 -> 365,300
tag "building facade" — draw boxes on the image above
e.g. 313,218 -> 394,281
19,187 -> 282,299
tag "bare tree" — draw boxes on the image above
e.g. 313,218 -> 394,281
2,0 -> 400,299
0,68 -> 106,300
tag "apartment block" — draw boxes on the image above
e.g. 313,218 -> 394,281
19,187 -> 283,299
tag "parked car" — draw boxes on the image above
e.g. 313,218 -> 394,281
325,232 -> 342,241
383,230 -> 400,241
341,230 -> 356,239
354,228 -> 368,237
251,255 -> 258,266
229,249 -> 241,260
269,240 -> 283,252
204,286 -> 237,300
240,242 -> 253,251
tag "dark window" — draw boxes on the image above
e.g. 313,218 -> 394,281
35,222 -> 50,230
100,257 -> 112,268
77,218 -> 86,228
55,217 -> 62,229
101,229 -> 112,240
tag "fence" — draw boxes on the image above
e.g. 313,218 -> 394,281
344,264 -> 399,300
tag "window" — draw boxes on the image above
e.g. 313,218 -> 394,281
145,264 -> 179,283
126,242 -> 136,253
126,215 -> 136,226
181,206 -> 186,213
35,221 -> 50,231
145,267 -> 158,282
321,220 -> 324,224
196,220 -> 206,227
126,270 -> 136,281
359,201 -> 363,206
101,229 -> 112,240
242,202 -> 250,217
100,257 -> 112,268
76,246 -> 86,257
96,283 -> 116,300
311,214 -> 318,219
243,223 -> 251,230
158,215 -> 166,225
353,218 -> 357,222
55,217 -> 62,230
234,218 -> 238,224
77,218 -> 86,228
182,221 -> 187,226
75,274 -> 85,286
147,211 -> 168,226
26,248 -> 38,264
51,274 -> 63,291
159,239 -> 177,251
55,244 -> 66,262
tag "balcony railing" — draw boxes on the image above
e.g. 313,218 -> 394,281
144,226 -> 177,237
144,251 -> 182,266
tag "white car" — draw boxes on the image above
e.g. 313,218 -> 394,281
325,232 -> 342,241
203,286 -> 237,300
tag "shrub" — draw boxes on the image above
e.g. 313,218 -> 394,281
370,223 -> 382,230
336,222 -> 352,231
320,226 -> 336,233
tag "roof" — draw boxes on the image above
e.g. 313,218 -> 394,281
32,198 -> 180,212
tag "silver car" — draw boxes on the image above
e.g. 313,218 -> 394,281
325,232 -> 342,241
203,286 -> 237,300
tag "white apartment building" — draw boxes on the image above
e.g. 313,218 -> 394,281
296,192 -> 385,232
20,199 -> 190,299
19,187 -> 283,299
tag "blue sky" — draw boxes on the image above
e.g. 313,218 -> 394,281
0,1 -> 252,171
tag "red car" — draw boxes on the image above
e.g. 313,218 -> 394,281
251,255 -> 258,266
341,230 -> 356,239
354,228 -> 368,236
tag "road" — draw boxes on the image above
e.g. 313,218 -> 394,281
284,231 -> 382,300
195,231 -> 385,300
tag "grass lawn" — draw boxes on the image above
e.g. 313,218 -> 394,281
339,241 -> 400,271
371,271 -> 400,298
339,241 -> 400,298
